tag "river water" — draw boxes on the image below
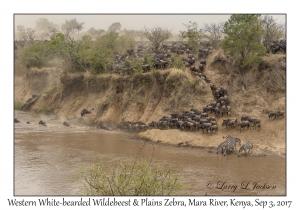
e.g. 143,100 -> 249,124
14,110 -> 286,196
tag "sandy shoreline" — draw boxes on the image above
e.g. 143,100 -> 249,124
137,128 -> 286,158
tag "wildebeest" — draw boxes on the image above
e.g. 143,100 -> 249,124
39,120 -> 47,127
63,121 -> 71,127
199,123 -> 212,133
141,64 -> 151,72
201,113 -> 208,118
203,106 -> 213,113
238,141 -> 253,157
200,60 -> 206,65
198,64 -> 204,72
275,111 -> 284,119
226,106 -> 231,115
209,125 -> 218,133
222,119 -> 237,129
14,118 -> 20,123
237,121 -> 250,132
81,108 -> 94,117
268,112 -> 277,120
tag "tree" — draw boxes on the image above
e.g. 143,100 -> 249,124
87,27 -> 105,38
137,30 -> 146,42
179,21 -> 202,53
143,27 -> 172,52
61,18 -> 84,34
221,15 -> 266,89
16,25 -> 25,31
221,14 -> 266,70
202,22 -> 224,49
107,22 -> 121,32
259,15 -> 285,52
16,25 -> 25,40
19,28 -> 36,43
35,18 -> 59,32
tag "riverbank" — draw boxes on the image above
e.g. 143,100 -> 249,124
14,49 -> 286,157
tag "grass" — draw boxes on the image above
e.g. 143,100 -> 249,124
71,97 -> 84,112
75,157 -> 182,196
166,68 -> 188,87
14,101 -> 23,110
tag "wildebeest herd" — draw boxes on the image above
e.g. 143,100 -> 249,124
107,41 -> 212,75
268,111 -> 285,120
265,40 -> 286,54
15,39 -> 285,157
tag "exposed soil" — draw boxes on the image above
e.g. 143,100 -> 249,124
14,49 -> 286,157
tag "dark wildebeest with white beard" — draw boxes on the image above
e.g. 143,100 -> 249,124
81,108 -> 94,117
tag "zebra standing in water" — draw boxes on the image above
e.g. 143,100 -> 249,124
216,141 -> 228,154
222,135 -> 241,156
238,141 -> 253,157
216,135 -> 241,155
223,135 -> 241,149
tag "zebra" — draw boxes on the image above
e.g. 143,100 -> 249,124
217,136 -> 241,155
216,141 -> 228,154
238,141 -> 253,157
223,135 -> 241,149
223,140 -> 236,156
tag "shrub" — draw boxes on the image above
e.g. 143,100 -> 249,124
75,157 -> 181,196
20,43 -> 48,68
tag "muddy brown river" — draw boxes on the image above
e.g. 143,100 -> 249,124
14,110 -> 286,196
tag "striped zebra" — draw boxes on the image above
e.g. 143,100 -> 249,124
216,141 -> 228,154
222,135 -> 241,156
238,141 -> 253,157
216,136 -> 240,155
223,135 -> 241,148
223,140 -> 236,156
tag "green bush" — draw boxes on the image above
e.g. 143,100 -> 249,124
21,43 -> 48,68
76,158 -> 181,196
